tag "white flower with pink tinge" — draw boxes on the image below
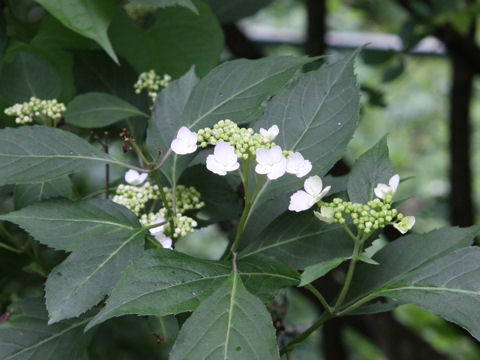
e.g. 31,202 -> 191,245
206,141 -> 240,176
170,126 -> 198,155
124,169 -> 148,185
289,175 -> 331,212
255,146 -> 287,180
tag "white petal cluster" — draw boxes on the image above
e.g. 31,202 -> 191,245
289,175 -> 331,212
171,126 -> 198,155
314,206 -> 335,223
393,216 -> 415,234
374,174 -> 400,200
124,169 -> 148,185
259,125 -> 279,142
206,141 -> 240,176
286,152 -> 312,178
148,215 -> 173,250
255,146 -> 287,180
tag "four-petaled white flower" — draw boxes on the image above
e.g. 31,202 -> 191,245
289,175 -> 331,212
314,206 -> 335,223
374,174 -> 400,200
393,216 -> 415,234
149,216 -> 173,250
259,125 -> 279,142
124,169 -> 148,185
206,141 -> 240,176
171,126 -> 198,155
286,152 -> 312,178
255,146 -> 287,180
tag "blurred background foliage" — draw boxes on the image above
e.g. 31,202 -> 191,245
1,0 -> 480,359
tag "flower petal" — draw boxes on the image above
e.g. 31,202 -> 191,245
206,154 -> 227,176
267,157 -> 286,180
374,183 -> 391,199
389,174 -> 400,192
256,148 -> 271,165
124,169 -> 141,185
304,175 -> 323,196
288,190 -> 315,212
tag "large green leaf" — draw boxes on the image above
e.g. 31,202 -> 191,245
109,1 -> 222,78
35,0 -> 118,63
0,298 -> 92,360
0,126 -> 119,185
182,56 -> 313,129
342,226 -> 480,309
86,249 -> 298,330
347,135 -> 394,203
146,67 -> 199,183
170,272 -> 280,360
378,247 -> 480,340
204,0 -> 273,22
129,0 -> 198,13
45,228 -> 145,323
14,176 -> 72,209
0,52 -> 61,103
0,198 -> 140,251
239,211 -> 353,270
65,92 -> 147,128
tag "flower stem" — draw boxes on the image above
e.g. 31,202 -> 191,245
280,312 -> 332,355
142,220 -> 168,231
150,169 -> 176,236
305,284 -> 332,314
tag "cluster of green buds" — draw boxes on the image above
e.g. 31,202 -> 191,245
112,182 -> 158,215
5,97 -> 66,125
124,3 -> 155,21
134,70 -> 171,102
197,119 -> 274,159
140,208 -> 199,238
163,185 -> 205,213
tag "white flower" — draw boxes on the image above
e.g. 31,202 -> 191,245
259,125 -> 279,141
255,145 -> 287,180
288,175 -> 331,212
171,126 -> 198,155
314,206 -> 335,223
393,216 -> 415,234
148,215 -> 173,249
374,174 -> 400,200
286,152 -> 312,178
124,169 -> 148,185
206,141 -> 240,176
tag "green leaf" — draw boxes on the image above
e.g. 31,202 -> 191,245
356,254 -> 380,265
378,247 -> 480,340
109,0 -> 222,78
65,92 -> 147,128
35,0 -> 118,63
299,257 -> 346,287
179,165 -> 242,225
342,226 -> 480,309
204,0 -> 273,22
45,227 -> 145,323
347,135 -> 394,203
170,272 -> 280,360
183,56 -> 313,129
14,176 -> 72,209
0,198 -> 140,251
130,0 -> 198,13
0,298 -> 92,360
0,52 -> 61,103
146,67 -> 199,184
86,249 -> 298,330
239,212 -> 353,270
0,126 -> 118,185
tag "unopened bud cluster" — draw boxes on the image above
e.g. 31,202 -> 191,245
197,119 -> 273,159
5,97 -> 66,125
140,208 -> 199,238
163,185 -> 205,213
317,197 -> 404,234
112,182 -> 158,215
134,70 -> 171,102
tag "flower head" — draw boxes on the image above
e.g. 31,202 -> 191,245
314,206 -> 335,223
147,215 -> 173,249
171,126 -> 198,155
288,175 -> 331,212
255,145 -> 287,180
124,169 -> 148,185
393,216 -> 415,234
374,174 -> 400,200
259,125 -> 279,142
206,141 -> 240,176
286,152 -> 312,178
155,232 -> 173,249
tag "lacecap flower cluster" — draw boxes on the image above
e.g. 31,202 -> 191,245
112,169 -> 204,249
289,174 -> 415,235
4,97 -> 66,125
170,120 -> 313,180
